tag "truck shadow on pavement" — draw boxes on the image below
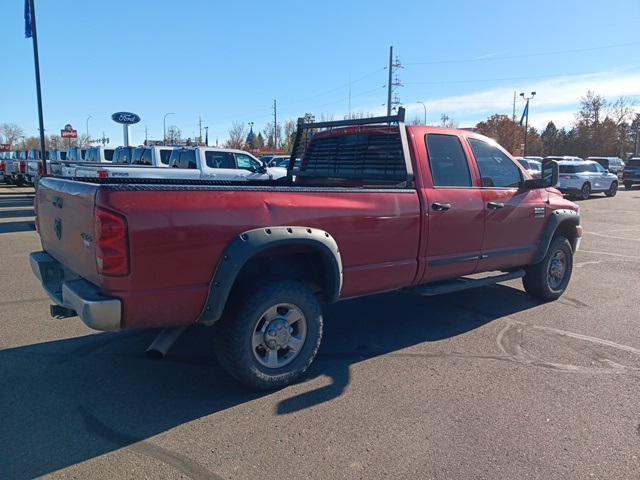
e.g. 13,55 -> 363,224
0,283 -> 538,479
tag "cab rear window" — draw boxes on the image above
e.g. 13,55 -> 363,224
300,132 -> 406,181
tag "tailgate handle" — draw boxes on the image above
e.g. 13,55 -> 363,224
487,202 -> 505,210
52,197 -> 63,208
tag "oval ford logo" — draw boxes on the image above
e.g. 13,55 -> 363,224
111,112 -> 141,124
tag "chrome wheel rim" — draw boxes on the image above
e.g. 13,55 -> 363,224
582,184 -> 590,199
547,250 -> 567,290
251,303 -> 307,369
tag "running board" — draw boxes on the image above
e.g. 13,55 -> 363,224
413,270 -> 525,296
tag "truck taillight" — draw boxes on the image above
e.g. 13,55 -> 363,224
97,170 -> 109,179
38,161 -> 43,175
20,161 -> 26,173
0,163 -> 5,173
95,208 -> 129,276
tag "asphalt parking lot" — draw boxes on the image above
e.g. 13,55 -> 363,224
1,184 -> 639,480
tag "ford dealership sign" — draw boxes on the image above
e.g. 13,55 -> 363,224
111,112 -> 141,124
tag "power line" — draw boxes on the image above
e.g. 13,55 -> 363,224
404,42 -> 639,66
404,70 -> 608,86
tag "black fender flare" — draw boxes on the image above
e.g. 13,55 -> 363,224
533,209 -> 580,264
199,226 -> 343,325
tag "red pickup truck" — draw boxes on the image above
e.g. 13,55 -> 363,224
30,109 -> 582,389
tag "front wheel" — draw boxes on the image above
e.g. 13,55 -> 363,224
523,236 -> 573,301
213,280 -> 323,390
605,181 -> 618,197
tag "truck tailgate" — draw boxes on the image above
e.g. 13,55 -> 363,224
36,178 -> 101,285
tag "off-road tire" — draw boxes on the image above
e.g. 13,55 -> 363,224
523,236 -> 573,301
213,280 -> 323,390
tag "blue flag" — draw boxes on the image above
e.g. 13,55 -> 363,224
519,101 -> 529,126
24,0 -> 33,38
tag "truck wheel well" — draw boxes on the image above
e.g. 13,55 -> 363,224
553,221 -> 578,247
233,247 -> 331,302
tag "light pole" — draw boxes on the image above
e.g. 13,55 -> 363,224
417,101 -> 427,125
86,115 -> 92,144
519,91 -> 536,157
163,112 -> 175,145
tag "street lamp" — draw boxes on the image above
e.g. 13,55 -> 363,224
519,91 -> 536,157
417,101 -> 427,125
163,112 -> 175,145
86,115 -> 92,144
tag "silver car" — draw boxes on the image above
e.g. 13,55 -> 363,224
557,160 -> 618,199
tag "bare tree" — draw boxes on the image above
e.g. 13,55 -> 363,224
608,97 -> 637,157
47,135 -> 65,150
576,91 -> 607,127
226,122 -> 247,149
166,125 -> 182,144
281,119 -> 297,153
262,122 -> 281,149
0,123 -> 25,146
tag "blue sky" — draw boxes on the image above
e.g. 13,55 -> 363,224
2,0 -> 639,145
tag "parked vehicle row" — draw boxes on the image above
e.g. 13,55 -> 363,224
30,109 -> 582,390
71,146 -> 287,181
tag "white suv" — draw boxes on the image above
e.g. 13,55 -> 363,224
557,160 -> 618,200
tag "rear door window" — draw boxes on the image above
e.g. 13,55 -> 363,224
171,150 -> 197,169
131,147 -> 145,164
468,138 -> 521,188
425,134 -> 472,187
205,151 -> 235,169
159,149 -> 172,165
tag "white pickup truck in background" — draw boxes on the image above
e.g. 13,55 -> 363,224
130,145 -> 174,166
73,147 -> 288,181
49,147 -> 87,176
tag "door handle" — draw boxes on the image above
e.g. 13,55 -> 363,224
432,202 -> 451,211
487,201 -> 505,210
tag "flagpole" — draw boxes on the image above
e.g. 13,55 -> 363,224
27,0 -> 47,175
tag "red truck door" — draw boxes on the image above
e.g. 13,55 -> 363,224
419,133 -> 485,283
466,137 -> 546,272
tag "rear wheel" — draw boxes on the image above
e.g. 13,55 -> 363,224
579,182 -> 591,200
605,181 -> 618,197
523,236 -> 573,301
624,181 -> 633,189
213,280 -> 323,390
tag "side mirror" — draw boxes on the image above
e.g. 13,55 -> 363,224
522,160 -> 558,190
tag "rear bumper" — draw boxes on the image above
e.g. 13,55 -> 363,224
30,251 -> 121,331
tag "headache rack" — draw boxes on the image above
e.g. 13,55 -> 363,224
288,107 -> 413,187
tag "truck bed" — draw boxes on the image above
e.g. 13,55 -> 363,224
35,177 -> 421,329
